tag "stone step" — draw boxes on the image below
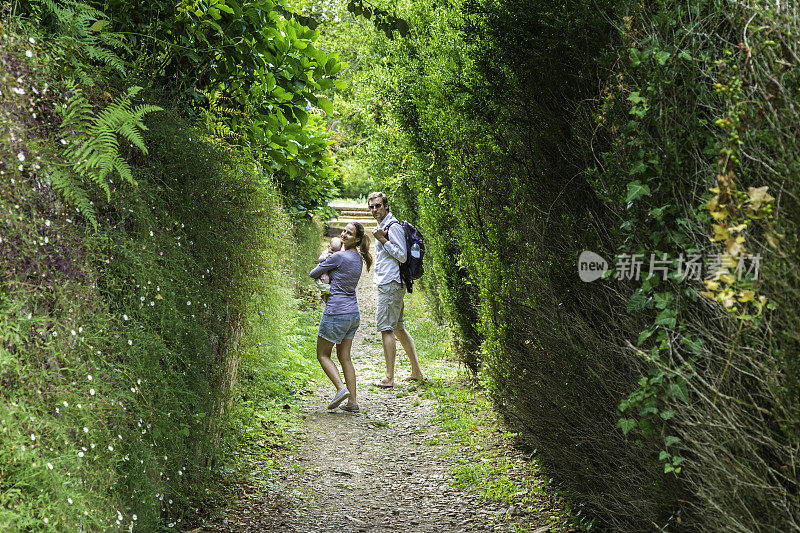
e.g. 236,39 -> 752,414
339,209 -> 372,218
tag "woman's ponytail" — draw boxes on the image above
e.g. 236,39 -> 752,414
353,222 -> 373,271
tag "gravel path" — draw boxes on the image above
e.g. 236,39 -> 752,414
198,265 -> 557,532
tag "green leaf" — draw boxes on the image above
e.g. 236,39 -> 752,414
654,308 -> 677,328
653,292 -> 674,310
659,450 -> 671,461
655,51 -> 671,65
89,19 -> 110,32
629,159 -> 647,175
637,328 -> 654,346
316,96 -> 334,115
627,290 -> 651,313
627,91 -> 646,105
617,418 -> 636,435
665,435 -> 681,447
659,409 -> 676,420
626,180 -> 651,202
629,48 -> 642,67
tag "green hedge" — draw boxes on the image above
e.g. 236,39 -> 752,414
339,0 -> 800,529
0,26 -> 321,529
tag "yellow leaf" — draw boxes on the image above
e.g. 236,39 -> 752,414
747,186 -> 774,211
737,290 -> 755,303
765,232 -> 784,249
700,291 -> 717,300
720,289 -> 736,308
720,273 -> 736,284
729,224 -> 747,233
711,224 -> 729,242
725,238 -> 745,257
721,255 -> 737,269
705,196 -> 720,211
704,280 -> 720,291
710,209 -> 729,221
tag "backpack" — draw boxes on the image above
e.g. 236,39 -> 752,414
385,220 -> 425,293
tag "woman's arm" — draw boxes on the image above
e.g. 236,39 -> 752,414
310,252 -> 342,279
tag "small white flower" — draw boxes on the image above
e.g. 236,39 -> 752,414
68,498 -> 73,504
17,153 -> 24,162
31,434 -> 35,441
132,514 -> 137,521
60,139 -> 68,145
149,231 -> 153,237
47,462 -> 53,470
63,401 -> 68,407
128,339 -> 133,345
108,445 -> 113,451
25,50 -> 32,58
77,404 -> 82,409
71,329 -> 77,336
87,374 -> 92,380
186,300 -> 191,306
43,518 -> 48,524
83,427 -> 88,433
130,387 -> 136,393
89,389 -> 95,396
45,219 -> 51,227
78,451 -> 84,457
29,37 -> 35,44
123,314 -> 129,321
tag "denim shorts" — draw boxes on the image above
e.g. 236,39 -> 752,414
318,312 -> 360,344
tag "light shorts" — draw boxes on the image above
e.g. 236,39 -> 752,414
318,312 -> 360,344
376,281 -> 405,332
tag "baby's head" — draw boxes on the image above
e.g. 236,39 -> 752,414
329,237 -> 343,252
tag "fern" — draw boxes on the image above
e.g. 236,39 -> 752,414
50,81 -> 162,228
196,90 -> 246,144
35,0 -> 130,85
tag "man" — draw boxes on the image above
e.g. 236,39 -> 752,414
368,191 -> 424,388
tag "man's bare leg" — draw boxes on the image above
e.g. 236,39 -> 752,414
395,328 -> 424,380
376,329 -> 396,387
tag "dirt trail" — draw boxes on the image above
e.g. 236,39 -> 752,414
200,266 -> 552,532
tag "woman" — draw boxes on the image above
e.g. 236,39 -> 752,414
309,222 -> 372,412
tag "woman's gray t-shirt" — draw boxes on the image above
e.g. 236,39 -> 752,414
309,249 -> 362,315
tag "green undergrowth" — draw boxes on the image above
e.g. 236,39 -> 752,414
403,292 -> 583,532
221,298 -> 321,466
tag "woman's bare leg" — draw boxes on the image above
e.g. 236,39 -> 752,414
317,336 -> 346,392
336,338 -> 357,405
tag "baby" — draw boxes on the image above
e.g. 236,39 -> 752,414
315,236 -> 343,302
